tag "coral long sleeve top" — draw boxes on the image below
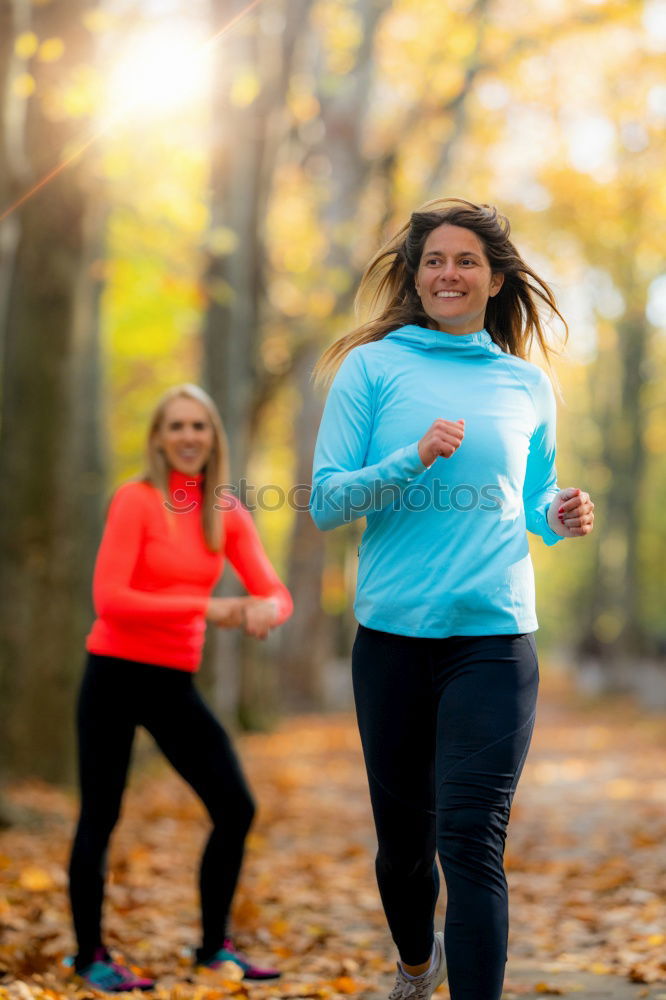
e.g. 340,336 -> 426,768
86,469 -> 293,671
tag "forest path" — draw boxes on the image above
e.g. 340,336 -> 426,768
1,674 -> 664,1000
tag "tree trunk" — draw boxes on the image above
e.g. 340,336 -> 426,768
277,344 -> 330,709
203,1 -> 269,482
277,0 -> 388,705
202,0 -> 312,724
0,0 -> 18,812
0,0 -> 104,782
202,0 -> 271,727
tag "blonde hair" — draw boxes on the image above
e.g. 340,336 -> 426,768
145,383 -> 229,552
314,197 -> 567,385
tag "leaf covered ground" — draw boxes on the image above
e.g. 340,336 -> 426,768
1,674 -> 665,1000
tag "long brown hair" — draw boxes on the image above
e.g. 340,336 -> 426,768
314,197 -> 567,384
145,384 -> 229,552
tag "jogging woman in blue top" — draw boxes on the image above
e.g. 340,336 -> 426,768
310,199 -> 594,1000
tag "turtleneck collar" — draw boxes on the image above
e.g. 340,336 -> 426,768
384,324 -> 502,356
168,468 -> 204,510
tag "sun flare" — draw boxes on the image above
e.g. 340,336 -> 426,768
104,23 -> 211,120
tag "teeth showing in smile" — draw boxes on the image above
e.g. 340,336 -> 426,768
435,291 -> 464,298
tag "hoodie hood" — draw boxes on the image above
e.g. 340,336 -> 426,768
384,324 -> 502,357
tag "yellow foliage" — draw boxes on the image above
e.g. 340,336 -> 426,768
206,227 -> 239,256
645,423 -> 666,455
12,73 -> 36,98
309,288 -> 336,319
230,70 -> 261,108
83,8 -> 114,33
325,267 -> 353,295
43,65 -> 100,119
38,38 -> 65,63
100,148 -> 130,180
312,0 -> 363,75
14,32 -> 39,59
446,21 -> 479,59
378,0 -> 482,96
261,334 -> 291,374
322,565 -> 346,614
428,62 -> 468,104
288,89 -> 321,124
282,244 -> 314,274
269,278 -> 307,317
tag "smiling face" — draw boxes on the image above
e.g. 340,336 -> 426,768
154,396 -> 215,476
414,223 -> 504,335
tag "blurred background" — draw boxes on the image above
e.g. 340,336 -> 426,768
0,0 -> 664,787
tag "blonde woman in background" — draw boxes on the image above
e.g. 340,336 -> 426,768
68,384 -> 292,991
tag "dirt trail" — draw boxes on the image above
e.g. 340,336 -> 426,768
0,675 -> 664,999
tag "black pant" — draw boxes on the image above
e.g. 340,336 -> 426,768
68,653 -> 255,969
352,626 -> 539,1000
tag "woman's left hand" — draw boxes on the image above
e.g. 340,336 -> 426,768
242,597 -> 279,640
548,487 -> 595,538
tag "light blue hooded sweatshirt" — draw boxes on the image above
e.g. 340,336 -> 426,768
310,325 -> 564,638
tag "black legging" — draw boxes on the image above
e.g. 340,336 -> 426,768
69,653 -> 255,969
351,626 -> 539,1000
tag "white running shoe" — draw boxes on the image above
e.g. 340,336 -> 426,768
388,932 -> 447,1000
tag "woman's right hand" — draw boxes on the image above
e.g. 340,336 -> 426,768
418,418 -> 465,468
205,597 -> 247,628
241,597 -> 279,640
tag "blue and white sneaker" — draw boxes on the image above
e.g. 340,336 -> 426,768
388,932 -> 447,1000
